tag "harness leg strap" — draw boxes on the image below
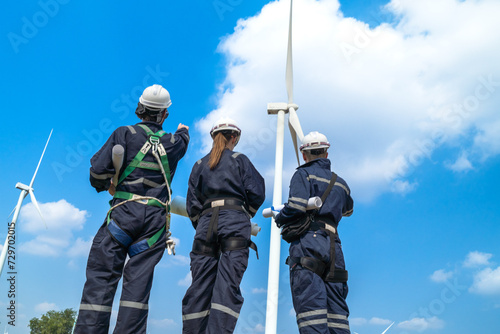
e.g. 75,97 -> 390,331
220,237 -> 259,259
192,239 -> 221,258
107,219 -> 134,248
286,256 -> 325,277
323,230 -> 348,283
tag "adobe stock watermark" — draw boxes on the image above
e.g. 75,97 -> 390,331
399,277 -> 467,334
237,268 -> 291,333
7,0 -> 71,54
387,74 -> 499,181
51,64 -> 170,182
213,0 -> 243,21
339,1 -> 402,64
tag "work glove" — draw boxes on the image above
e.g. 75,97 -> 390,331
165,231 -> 176,256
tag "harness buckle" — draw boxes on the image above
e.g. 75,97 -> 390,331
149,135 -> 160,145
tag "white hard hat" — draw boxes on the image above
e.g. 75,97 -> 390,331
300,131 -> 330,151
139,84 -> 172,109
210,117 -> 241,138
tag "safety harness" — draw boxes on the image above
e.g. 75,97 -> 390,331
106,124 -> 173,257
192,198 -> 259,259
286,172 -> 348,283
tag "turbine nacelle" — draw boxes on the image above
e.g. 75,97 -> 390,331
15,182 -> 31,192
267,103 -> 299,115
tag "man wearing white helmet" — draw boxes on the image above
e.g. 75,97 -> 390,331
275,131 -> 353,334
75,84 -> 189,334
182,117 -> 265,334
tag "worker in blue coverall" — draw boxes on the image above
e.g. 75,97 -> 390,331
74,84 -> 189,334
182,117 -> 265,334
275,131 -> 353,334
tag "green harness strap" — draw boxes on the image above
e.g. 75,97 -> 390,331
117,124 -> 172,185
106,124 -> 173,255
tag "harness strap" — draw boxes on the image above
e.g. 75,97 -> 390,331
105,124 -> 173,257
118,124 -> 171,186
106,218 -> 167,257
192,239 -> 220,258
286,256 -> 348,283
195,198 -> 258,258
221,237 -> 259,259
128,225 -> 166,257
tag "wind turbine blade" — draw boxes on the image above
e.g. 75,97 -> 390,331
381,322 -> 395,334
285,0 -> 294,104
29,129 -> 53,188
288,106 -> 304,165
288,121 -> 300,165
29,190 -> 47,229
6,206 -> 16,221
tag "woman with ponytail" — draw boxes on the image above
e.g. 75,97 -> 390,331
182,117 -> 265,334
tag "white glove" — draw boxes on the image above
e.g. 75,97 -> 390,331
166,234 -> 176,256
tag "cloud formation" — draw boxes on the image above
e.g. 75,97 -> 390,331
34,302 -> 58,314
469,266 -> 500,295
463,251 -> 493,268
19,199 -> 88,257
397,316 -> 444,331
430,269 -> 454,283
196,0 -> 500,202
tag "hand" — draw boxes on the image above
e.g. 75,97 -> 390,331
108,180 -> 116,196
166,237 -> 176,256
177,123 -> 189,131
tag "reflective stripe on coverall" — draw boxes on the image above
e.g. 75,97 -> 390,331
182,149 -> 265,334
276,158 -> 353,334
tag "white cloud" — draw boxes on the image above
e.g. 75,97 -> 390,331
161,254 -> 191,268
178,271 -> 192,287
430,269 -> 454,283
469,266 -> 500,295
67,237 -> 93,257
197,0 -> 500,202
252,287 -> 267,294
446,151 -> 473,172
253,324 -> 265,332
349,317 -> 367,326
35,302 -> 58,314
369,317 -> 392,326
18,200 -> 88,257
463,251 -> 492,268
289,307 -> 296,317
397,316 -> 445,331
149,318 -> 177,328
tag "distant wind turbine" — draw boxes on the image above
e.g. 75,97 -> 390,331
0,130 -> 52,278
265,0 -> 306,332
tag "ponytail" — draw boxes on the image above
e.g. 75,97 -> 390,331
208,132 -> 229,170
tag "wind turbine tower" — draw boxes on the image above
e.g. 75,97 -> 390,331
265,1 -> 305,333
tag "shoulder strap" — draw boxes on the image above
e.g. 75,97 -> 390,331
320,171 -> 338,204
117,124 -> 171,185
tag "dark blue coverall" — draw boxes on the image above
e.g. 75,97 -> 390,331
75,121 -> 189,334
182,149 -> 265,334
276,158 -> 353,334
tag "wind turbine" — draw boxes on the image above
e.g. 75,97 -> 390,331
0,130 -> 52,278
265,0 -> 305,333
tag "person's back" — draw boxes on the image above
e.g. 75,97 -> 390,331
275,131 -> 353,334
75,84 -> 189,334
182,118 -> 265,334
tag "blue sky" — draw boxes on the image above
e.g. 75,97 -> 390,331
1,0 -> 500,333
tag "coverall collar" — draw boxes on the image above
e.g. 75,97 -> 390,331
137,121 -> 163,131
298,157 -> 331,170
